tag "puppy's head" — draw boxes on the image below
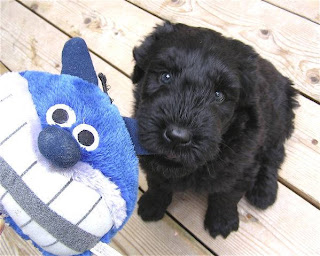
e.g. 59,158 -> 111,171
132,22 -> 258,178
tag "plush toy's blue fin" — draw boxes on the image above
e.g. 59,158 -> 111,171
61,37 -> 98,85
123,117 -> 151,155
61,37 -> 151,155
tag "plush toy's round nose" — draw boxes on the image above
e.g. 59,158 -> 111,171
38,126 -> 81,168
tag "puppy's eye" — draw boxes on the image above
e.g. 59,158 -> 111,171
214,91 -> 225,103
160,73 -> 172,84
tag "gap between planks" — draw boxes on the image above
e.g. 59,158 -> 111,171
15,0 -> 130,81
262,0 -> 320,24
1,1 -> 320,254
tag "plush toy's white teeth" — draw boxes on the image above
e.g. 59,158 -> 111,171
0,157 -> 115,256
68,163 -> 127,229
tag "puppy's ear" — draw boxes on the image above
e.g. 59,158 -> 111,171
234,43 -> 261,130
132,21 -> 174,83
132,64 -> 145,84
237,46 -> 259,106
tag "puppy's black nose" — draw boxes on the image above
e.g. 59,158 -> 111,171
164,125 -> 191,144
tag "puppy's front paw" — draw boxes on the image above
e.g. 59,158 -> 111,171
246,177 -> 278,210
204,208 -> 239,238
138,191 -> 171,221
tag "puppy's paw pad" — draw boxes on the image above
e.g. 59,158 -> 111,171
138,193 -> 167,221
204,211 -> 239,238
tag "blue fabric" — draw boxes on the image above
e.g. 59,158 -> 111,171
61,37 -> 98,85
123,117 -> 151,155
4,37 -> 143,256
20,71 -> 138,247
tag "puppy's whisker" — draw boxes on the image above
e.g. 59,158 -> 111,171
219,141 -> 237,155
205,163 -> 216,178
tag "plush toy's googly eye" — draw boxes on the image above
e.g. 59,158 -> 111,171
46,104 -> 76,127
72,124 -> 99,151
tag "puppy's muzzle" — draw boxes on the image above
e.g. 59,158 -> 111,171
163,125 -> 191,145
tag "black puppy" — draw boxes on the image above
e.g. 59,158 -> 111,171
132,21 -> 298,238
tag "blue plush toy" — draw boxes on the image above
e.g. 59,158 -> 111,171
0,38 -> 147,256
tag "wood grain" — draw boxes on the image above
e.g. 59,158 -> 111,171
0,63 -> 9,74
16,0 -> 320,206
109,192 -> 212,255
18,0 -> 161,77
280,94 -> 320,207
264,0 -> 320,23
138,172 -> 320,255
127,0 -> 320,102
0,221 -> 42,256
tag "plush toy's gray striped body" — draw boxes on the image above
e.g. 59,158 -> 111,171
0,158 -> 112,255
0,73 -> 120,256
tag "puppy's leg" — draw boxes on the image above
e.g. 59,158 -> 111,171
245,166 -> 278,209
246,145 -> 284,209
138,176 -> 172,221
205,191 -> 243,238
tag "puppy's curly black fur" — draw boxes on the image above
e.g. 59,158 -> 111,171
132,22 -> 298,238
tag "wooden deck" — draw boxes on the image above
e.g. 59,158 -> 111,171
0,0 -> 319,255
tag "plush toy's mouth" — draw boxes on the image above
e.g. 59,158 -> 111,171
63,161 -> 127,229
0,156 -> 125,256
0,156 -> 112,255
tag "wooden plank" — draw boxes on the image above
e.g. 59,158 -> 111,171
127,0 -> 320,102
0,222 -> 42,256
0,1 -> 134,117
107,192 -> 212,255
0,2 -> 211,255
264,0 -> 320,23
138,173 -> 320,255
280,94 -> 320,207
18,0 -> 161,77
17,0 -> 320,207
0,63 -> 9,74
